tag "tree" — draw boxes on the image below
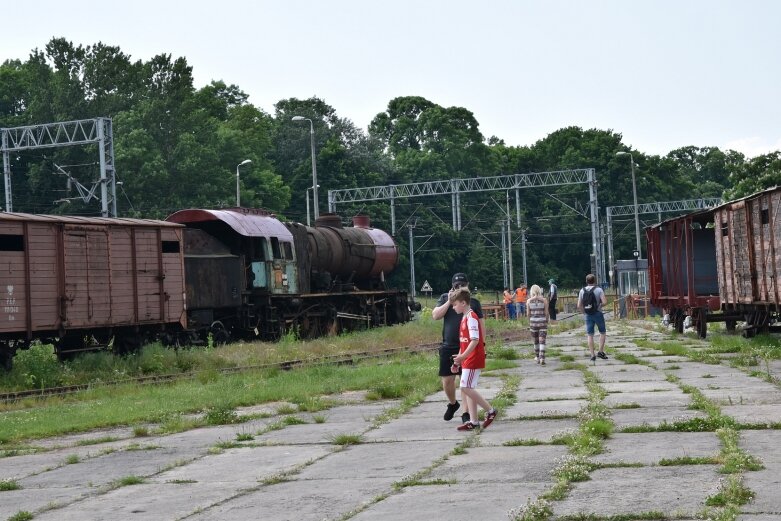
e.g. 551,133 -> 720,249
724,151 -> 781,199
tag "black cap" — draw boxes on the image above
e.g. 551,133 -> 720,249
452,273 -> 469,286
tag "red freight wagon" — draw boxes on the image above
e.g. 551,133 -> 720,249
713,186 -> 781,336
0,213 -> 186,365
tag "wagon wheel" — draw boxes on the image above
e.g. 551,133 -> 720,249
673,309 -> 685,334
113,333 -> 143,355
725,319 -> 737,332
209,321 -> 231,346
695,307 -> 708,339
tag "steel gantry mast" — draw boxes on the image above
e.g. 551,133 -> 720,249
328,168 -> 605,284
1,118 -> 118,217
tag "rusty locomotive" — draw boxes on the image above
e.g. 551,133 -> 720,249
0,208 -> 410,366
647,186 -> 781,338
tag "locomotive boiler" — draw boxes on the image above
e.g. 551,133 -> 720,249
166,208 -> 411,342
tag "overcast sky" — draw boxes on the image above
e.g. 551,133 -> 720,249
4,0 -> 780,157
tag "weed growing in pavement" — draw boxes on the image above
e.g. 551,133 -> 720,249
508,498 -> 553,521
295,396 -> 334,412
204,405 -> 241,425
558,354 -> 575,362
64,454 -> 79,464
613,353 -> 649,365
488,344 -> 519,360
658,455 -> 720,466
0,478 -> 21,491
556,362 -> 587,371
717,428 -> 763,473
551,454 -> 592,482
612,403 -> 641,409
132,425 -> 150,437
276,404 -> 298,415
705,475 -> 754,506
113,475 -> 145,487
312,414 -> 326,423
7,512 -> 33,521
76,436 -> 120,446
329,433 -> 363,446
235,431 -> 254,442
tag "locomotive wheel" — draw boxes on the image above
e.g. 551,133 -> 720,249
695,308 -> 707,339
673,309 -> 684,334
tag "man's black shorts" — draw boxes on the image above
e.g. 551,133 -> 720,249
439,345 -> 461,377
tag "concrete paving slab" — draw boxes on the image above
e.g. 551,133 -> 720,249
740,430 -> 781,466
700,388 -> 781,405
364,417 -> 467,442
505,399 -> 587,419
428,445 -> 567,483
612,406 -> 708,430
604,390 -> 692,408
522,388 -> 589,401
737,515 -> 781,520
32,482 -> 238,521
187,477 -> 392,521
593,432 -> 720,465
351,481 -> 550,521
553,466 -> 721,518
156,444 -> 332,484
520,371 -> 584,389
0,486 -> 93,520
294,441 -> 455,480
742,470 -> 781,515
597,369 -> 670,383
481,418 -> 578,446
722,405 -> 781,426
601,381 -> 680,393
256,421 -> 374,445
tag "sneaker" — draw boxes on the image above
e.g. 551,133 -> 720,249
535,357 -> 540,364
461,412 -> 470,424
444,401 -> 460,421
482,409 -> 497,429
597,351 -> 609,360
590,355 -> 597,362
457,422 -> 479,431
540,359 -> 546,366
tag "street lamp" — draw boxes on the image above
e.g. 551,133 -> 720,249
291,116 -> 319,219
305,185 -> 320,226
616,151 -> 641,259
236,159 -> 252,207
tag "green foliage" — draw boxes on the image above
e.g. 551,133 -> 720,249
0,478 -> 21,491
203,405 -> 241,425
11,342 -> 61,389
7,512 -> 33,521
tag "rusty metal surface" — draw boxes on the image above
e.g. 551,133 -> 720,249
0,212 -> 181,228
167,209 -> 293,240
363,227 -> 399,277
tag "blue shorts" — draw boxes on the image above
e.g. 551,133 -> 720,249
585,312 -> 606,335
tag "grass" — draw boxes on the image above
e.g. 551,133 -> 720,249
0,478 -> 21,491
0,353 -> 438,444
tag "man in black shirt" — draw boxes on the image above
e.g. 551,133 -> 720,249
432,273 -> 484,422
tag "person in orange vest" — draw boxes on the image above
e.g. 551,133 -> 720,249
515,283 -> 528,317
502,287 -> 516,319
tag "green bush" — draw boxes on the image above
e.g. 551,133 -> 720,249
12,342 -> 62,388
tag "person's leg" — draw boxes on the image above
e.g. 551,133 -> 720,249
440,347 -> 461,420
531,329 -> 540,362
539,329 -> 547,365
442,375 -> 456,403
596,314 -> 608,357
461,387 -> 492,414
587,335 -> 595,357
585,316 -> 596,359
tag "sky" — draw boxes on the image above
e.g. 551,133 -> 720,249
3,0 -> 781,158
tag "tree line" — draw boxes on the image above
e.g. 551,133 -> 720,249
1,38 -> 779,293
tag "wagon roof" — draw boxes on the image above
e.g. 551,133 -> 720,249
0,212 -> 182,227
166,208 -> 293,240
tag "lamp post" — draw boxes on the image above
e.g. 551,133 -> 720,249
236,159 -> 252,207
291,116 -> 319,219
305,185 -> 319,226
616,151 -> 641,258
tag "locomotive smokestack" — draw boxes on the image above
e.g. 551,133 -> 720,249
352,215 -> 370,228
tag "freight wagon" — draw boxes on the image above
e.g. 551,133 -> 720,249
647,186 -> 781,338
0,213 -> 186,367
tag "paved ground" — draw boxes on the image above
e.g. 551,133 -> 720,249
3,322 -> 781,520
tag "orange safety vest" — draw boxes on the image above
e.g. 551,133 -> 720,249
503,291 -> 514,304
516,287 -> 527,303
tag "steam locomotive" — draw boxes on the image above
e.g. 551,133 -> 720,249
0,208 -> 411,365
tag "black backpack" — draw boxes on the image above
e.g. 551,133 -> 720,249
582,287 -> 599,315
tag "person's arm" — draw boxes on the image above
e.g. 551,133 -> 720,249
432,292 -> 452,320
544,297 -> 550,321
600,289 -> 608,306
577,291 -> 584,312
473,299 -> 485,332
454,338 -> 478,365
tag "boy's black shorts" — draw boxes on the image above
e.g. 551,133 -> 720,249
439,345 -> 461,377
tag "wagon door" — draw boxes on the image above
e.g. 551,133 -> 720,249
62,226 -> 112,328
728,203 -> 754,304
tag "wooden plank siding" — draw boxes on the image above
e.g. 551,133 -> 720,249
0,213 -> 187,339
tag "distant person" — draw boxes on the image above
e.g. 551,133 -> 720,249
548,278 -> 558,321
432,273 -> 484,424
526,284 -> 549,365
450,287 -> 497,431
577,273 -> 608,362
503,287 -> 516,320
515,283 -> 528,317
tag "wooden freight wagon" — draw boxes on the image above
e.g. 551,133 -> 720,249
0,213 -> 186,365
713,186 -> 781,336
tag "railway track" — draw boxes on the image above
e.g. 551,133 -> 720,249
0,331 -> 528,404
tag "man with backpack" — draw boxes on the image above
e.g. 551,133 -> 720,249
577,273 -> 608,362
